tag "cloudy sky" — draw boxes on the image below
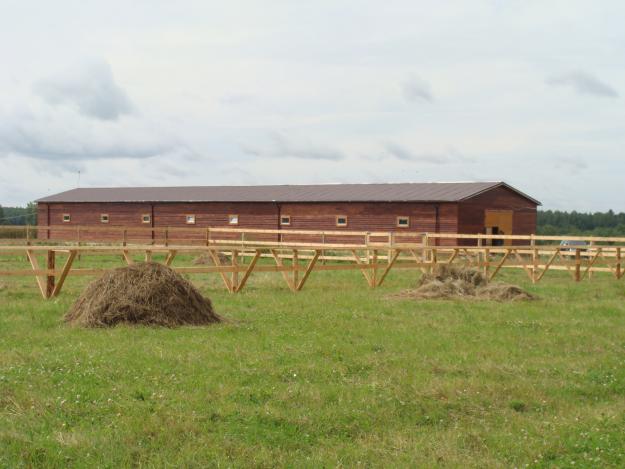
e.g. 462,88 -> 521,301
1,1 -> 623,210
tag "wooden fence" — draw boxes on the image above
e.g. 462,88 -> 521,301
0,227 -> 624,299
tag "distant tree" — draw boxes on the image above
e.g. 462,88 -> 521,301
0,203 -> 37,225
537,209 -> 625,236
0,204 -> 4,224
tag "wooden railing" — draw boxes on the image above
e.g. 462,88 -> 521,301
0,224 -> 423,246
0,228 -> 624,299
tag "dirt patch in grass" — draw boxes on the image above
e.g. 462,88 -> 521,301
65,262 -> 221,327
391,265 -> 535,302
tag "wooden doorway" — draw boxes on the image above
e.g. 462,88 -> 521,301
484,210 -> 513,246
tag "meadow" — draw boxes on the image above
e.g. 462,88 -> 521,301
1,253 -> 625,467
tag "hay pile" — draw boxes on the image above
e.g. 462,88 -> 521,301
65,262 -> 220,327
394,265 -> 534,302
193,252 -> 229,265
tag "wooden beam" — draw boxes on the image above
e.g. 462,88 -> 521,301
488,250 -> 511,281
446,248 -> 459,265
46,250 -> 55,298
270,249 -> 295,291
511,249 -> 534,281
296,250 -> 321,291
208,250 -> 234,292
377,249 -> 401,286
52,250 -> 77,297
164,250 -> 177,267
26,250 -> 47,299
581,247 -> 601,281
292,249 -> 299,289
535,250 -> 560,282
351,249 -> 372,286
122,250 -> 134,265
234,250 -> 261,292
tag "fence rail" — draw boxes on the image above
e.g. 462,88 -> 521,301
1,227 -> 624,299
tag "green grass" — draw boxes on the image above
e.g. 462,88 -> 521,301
2,253 -> 625,467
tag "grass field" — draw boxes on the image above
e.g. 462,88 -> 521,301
2,253 -> 625,467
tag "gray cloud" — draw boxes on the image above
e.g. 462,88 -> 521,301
384,142 -> 470,165
33,60 -> 133,120
546,71 -> 618,98
0,108 -> 179,160
401,76 -> 434,103
219,93 -> 256,106
0,61 -> 188,162
553,156 -> 588,174
242,132 -> 344,161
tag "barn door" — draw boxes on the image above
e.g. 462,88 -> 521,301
484,210 -> 513,246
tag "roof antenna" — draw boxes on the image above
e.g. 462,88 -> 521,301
77,170 -> 81,188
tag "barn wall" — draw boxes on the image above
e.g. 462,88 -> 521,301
457,185 -> 538,244
279,202 -> 458,244
38,202 -> 281,243
37,186 -> 537,246
153,202 -> 279,243
37,201 -> 462,244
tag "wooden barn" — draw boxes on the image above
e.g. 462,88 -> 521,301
36,182 -> 540,244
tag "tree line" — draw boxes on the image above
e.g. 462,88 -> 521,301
1,203 -> 624,236
0,203 -> 37,225
538,210 -> 625,237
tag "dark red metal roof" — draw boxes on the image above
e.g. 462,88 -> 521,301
36,182 -> 540,205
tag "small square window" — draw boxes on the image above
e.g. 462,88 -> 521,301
228,214 -> 239,225
62,214 -> 71,223
336,215 -> 348,227
142,214 -> 151,224
186,214 -> 196,225
397,216 -> 409,228
280,215 -> 291,226
100,214 -> 109,223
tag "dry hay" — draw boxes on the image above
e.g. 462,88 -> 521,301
193,251 -> 230,265
477,284 -> 534,301
65,262 -> 221,327
393,265 -> 535,302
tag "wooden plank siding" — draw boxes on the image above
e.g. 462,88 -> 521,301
36,186 -> 537,244
457,185 -> 538,245
278,202 -> 455,244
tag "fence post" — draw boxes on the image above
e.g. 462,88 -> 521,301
484,247 -> 490,279
46,250 -> 55,299
76,226 -> 81,261
617,247 -> 622,279
293,249 -> 299,289
372,249 -> 378,287
231,249 -> 239,292
165,227 -> 169,247
530,234 -> 537,284
575,248 -> 581,282
588,241 -> 594,280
